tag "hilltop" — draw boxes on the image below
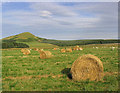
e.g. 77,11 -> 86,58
3,32 -> 36,39
3,32 -> 43,42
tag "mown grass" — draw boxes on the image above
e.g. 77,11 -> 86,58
2,43 -> 119,91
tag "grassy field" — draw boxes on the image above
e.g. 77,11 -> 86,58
18,41 -> 59,48
2,43 -> 119,91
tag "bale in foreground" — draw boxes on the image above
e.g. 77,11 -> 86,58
40,51 -> 52,59
70,54 -> 104,81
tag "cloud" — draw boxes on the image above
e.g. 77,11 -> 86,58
72,2 -> 118,29
30,2 -> 77,17
2,2 -> 118,40
40,10 -> 52,18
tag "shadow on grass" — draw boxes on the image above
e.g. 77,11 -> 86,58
61,68 -> 72,79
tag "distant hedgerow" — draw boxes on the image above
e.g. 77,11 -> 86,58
41,39 -> 118,46
1,40 -> 29,49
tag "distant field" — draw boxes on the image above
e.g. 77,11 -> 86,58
2,43 -> 119,91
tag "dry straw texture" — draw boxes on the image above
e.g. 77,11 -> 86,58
40,51 -> 52,59
61,49 -> 66,53
70,54 -> 104,81
21,49 -> 30,55
66,48 -> 72,52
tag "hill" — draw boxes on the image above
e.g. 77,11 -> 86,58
2,32 -> 119,48
2,32 -> 58,48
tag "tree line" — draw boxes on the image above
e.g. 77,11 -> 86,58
41,39 -> 119,46
1,39 -> 29,49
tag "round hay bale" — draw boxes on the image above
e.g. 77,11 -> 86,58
53,48 -> 57,50
73,47 -> 76,50
21,49 -> 25,53
34,48 -> 39,51
70,54 -> 104,81
79,47 -> 83,50
73,45 -> 80,50
61,49 -> 66,53
38,49 -> 44,53
40,51 -> 52,59
76,48 -> 79,50
22,49 -> 30,55
66,48 -> 72,52
76,45 -> 79,48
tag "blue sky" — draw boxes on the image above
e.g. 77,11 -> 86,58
2,2 -> 118,40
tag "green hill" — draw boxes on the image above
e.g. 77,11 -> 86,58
2,32 -> 58,48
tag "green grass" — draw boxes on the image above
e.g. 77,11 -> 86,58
18,41 -> 58,48
2,43 -> 119,91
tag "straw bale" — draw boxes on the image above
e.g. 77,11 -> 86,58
78,47 -> 83,50
73,45 -> 80,50
70,54 -> 104,81
34,48 -> 39,51
53,48 -> 59,50
53,48 -> 57,50
38,49 -> 44,53
73,47 -> 76,50
76,45 -> 79,48
22,49 -> 30,55
66,48 -> 72,52
21,49 -> 25,52
40,51 -> 52,59
61,49 -> 66,53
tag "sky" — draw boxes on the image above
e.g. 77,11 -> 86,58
2,2 -> 118,40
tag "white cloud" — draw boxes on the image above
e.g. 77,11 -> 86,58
30,2 -> 77,17
40,10 -> 52,17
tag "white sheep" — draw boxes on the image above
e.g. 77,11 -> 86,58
111,47 -> 115,51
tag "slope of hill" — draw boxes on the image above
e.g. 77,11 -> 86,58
2,32 -> 58,48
